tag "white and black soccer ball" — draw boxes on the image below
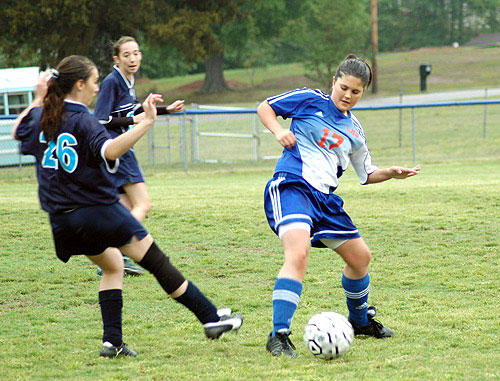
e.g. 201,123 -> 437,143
303,311 -> 354,360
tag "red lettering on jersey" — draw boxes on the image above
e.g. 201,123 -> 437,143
317,128 -> 329,148
346,125 -> 359,138
328,132 -> 344,149
317,128 -> 344,150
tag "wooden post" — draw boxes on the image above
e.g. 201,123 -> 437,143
371,0 -> 378,94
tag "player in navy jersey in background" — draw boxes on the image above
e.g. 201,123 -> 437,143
258,55 -> 420,358
94,36 -> 184,276
12,55 -> 242,358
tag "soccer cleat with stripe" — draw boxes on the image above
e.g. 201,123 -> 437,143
96,257 -> 145,277
349,306 -> 394,338
100,342 -> 137,358
123,257 -> 145,276
204,308 -> 243,339
266,329 -> 297,358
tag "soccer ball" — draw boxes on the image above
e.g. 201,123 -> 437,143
303,311 -> 354,360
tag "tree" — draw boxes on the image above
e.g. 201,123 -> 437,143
378,0 -> 500,51
147,0 -> 249,93
0,0 -> 145,74
292,0 -> 370,90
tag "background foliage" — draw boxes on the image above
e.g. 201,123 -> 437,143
1,0 -> 499,90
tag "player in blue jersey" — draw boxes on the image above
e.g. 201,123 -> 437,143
12,55 -> 243,358
94,36 -> 184,276
258,55 -> 420,358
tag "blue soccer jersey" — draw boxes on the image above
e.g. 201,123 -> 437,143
93,65 -> 145,188
94,65 -> 140,136
267,88 -> 378,193
16,101 -> 120,213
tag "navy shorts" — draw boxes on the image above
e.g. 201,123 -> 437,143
111,150 -> 145,193
49,202 -> 148,262
264,172 -> 360,248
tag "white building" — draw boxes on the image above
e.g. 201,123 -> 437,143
0,66 -> 39,115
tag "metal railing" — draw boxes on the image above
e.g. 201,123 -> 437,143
1,99 -> 499,169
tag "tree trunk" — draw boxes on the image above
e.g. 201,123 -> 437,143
202,54 -> 229,93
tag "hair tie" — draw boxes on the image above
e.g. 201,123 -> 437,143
51,69 -> 59,79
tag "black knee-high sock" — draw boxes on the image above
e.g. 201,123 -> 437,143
138,242 -> 219,324
99,289 -> 122,346
174,281 -> 219,324
138,242 -> 186,294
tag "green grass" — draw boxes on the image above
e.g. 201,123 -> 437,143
0,159 -> 499,380
1,45 -> 500,380
135,46 -> 500,105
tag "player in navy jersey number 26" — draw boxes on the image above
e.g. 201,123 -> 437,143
12,55 -> 242,358
94,36 -> 184,276
258,55 -> 420,358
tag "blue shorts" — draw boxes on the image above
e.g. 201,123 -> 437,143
111,150 -> 145,193
49,202 -> 148,262
264,172 -> 360,248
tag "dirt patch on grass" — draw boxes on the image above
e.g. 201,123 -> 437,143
136,77 -> 152,84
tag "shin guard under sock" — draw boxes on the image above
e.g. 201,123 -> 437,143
138,242 -> 186,294
174,281 -> 219,324
342,272 -> 370,326
99,289 -> 123,346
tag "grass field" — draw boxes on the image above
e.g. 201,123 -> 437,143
1,45 -> 499,380
0,158 -> 498,380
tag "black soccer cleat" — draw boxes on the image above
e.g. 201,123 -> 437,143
266,329 -> 297,358
204,308 -> 243,339
100,342 -> 138,358
349,306 -> 394,338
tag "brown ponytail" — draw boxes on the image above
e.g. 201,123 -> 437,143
40,55 -> 96,141
335,54 -> 372,89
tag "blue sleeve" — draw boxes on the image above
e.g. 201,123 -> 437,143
16,107 -> 42,155
94,77 -> 116,123
266,88 -> 313,119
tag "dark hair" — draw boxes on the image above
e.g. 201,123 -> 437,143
335,54 -> 372,88
113,36 -> 139,57
40,55 -> 96,141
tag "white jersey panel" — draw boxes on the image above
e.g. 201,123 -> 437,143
349,114 -> 378,184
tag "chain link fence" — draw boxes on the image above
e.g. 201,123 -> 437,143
1,100 -> 499,169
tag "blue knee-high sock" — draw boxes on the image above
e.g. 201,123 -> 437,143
342,272 -> 370,326
272,278 -> 302,335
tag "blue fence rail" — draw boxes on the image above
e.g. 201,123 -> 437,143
1,99 -> 499,170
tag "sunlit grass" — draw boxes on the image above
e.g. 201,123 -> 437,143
0,160 -> 498,380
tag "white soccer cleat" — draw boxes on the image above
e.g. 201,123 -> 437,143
203,308 -> 243,339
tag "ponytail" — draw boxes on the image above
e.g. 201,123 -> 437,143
335,54 -> 372,89
40,55 -> 96,141
41,77 -> 66,141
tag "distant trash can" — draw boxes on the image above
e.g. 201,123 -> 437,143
419,64 -> 432,92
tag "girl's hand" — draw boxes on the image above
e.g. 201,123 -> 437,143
34,71 -> 51,104
167,100 -> 184,113
276,129 -> 296,148
389,165 -> 421,179
142,93 -> 164,122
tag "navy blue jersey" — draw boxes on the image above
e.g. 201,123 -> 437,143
94,65 -> 139,136
16,101 -> 120,213
267,88 -> 378,193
